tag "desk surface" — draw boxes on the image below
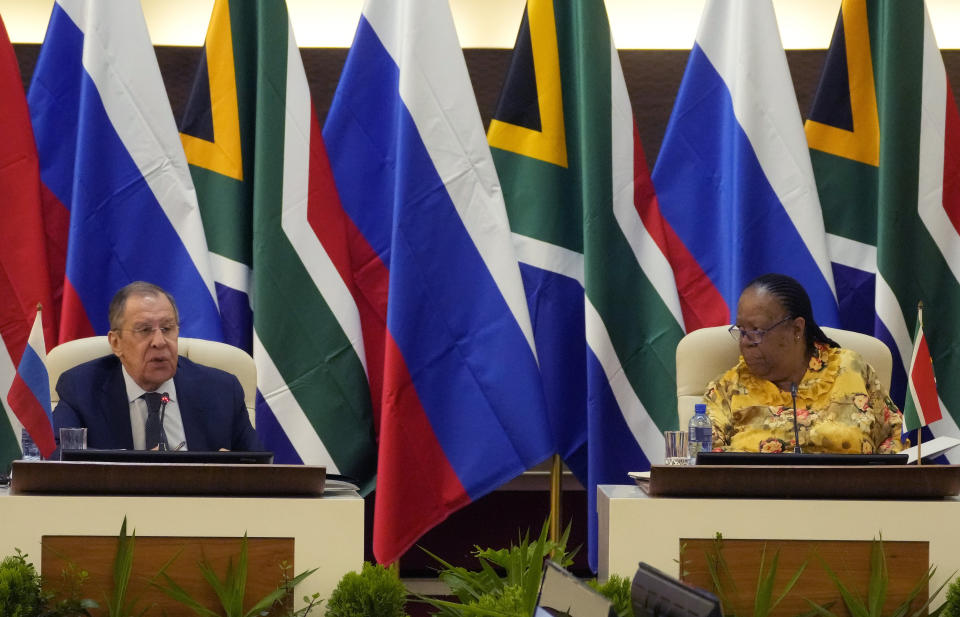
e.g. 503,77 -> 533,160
648,464 -> 960,499
10,460 -> 327,497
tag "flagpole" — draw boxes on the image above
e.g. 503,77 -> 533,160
549,454 -> 562,544
916,301 -> 924,466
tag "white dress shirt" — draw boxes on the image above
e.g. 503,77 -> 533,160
121,368 -> 188,450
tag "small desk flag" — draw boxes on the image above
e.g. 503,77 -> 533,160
903,303 -> 943,431
6,306 -> 56,458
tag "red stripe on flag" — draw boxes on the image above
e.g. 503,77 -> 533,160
0,14 -> 60,357
305,104 -> 388,435
58,278 -> 97,343
7,374 -> 56,458
373,330 -> 469,564
941,77 -> 960,233
911,334 -> 943,424
40,181 -> 69,338
631,122 -> 729,330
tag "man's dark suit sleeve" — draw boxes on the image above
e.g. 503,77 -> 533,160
175,357 -> 263,452
51,355 -> 133,451
226,375 -> 262,451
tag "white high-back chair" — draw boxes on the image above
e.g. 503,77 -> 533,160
675,325 -> 893,429
47,337 -> 257,426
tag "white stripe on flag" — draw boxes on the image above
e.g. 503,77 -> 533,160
0,345 -> 24,436
59,0 -> 218,306
913,5 -> 960,460
826,233 -> 877,273
208,253 -> 252,302
875,273 -> 913,372
278,20 -> 367,374
253,330 -> 339,470
696,0 -> 836,296
585,298 -> 665,462
609,39 -> 684,329
916,7 -> 960,286
512,233 -> 584,286
363,0 -> 538,359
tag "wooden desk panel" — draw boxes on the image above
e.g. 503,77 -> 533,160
42,536 -> 295,616
0,489 -> 362,612
598,485 -> 960,609
680,538 -> 929,617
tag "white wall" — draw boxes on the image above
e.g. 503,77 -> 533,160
2,0 -> 960,49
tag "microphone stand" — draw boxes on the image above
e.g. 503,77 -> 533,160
158,392 -> 170,451
790,383 -> 802,454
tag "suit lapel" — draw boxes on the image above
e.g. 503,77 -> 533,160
174,358 -> 207,450
105,363 -> 135,449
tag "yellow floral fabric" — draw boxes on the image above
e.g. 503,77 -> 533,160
704,343 -> 907,454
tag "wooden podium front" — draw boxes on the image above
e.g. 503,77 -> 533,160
599,466 -> 960,615
0,461 -> 362,615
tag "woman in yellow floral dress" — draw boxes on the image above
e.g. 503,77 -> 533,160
704,273 -> 907,454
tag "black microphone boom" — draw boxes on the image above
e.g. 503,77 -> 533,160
790,383 -> 802,454
158,392 -> 170,451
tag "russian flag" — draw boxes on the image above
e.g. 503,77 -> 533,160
323,0 -> 553,563
652,0 -> 839,328
27,0 -> 222,342
7,309 -> 56,459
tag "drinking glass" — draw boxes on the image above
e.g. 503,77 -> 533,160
663,430 -> 689,465
59,427 -> 88,459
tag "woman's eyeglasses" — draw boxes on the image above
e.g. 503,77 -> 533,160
728,316 -> 792,344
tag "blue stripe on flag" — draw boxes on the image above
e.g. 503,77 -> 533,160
872,314 -> 907,409
519,263 -> 588,483
324,17 -> 553,496
27,3 -> 82,211
30,8 -> 221,340
321,18 -> 399,269
653,44 -> 838,324
586,346 -> 649,570
215,284 -> 253,352
255,392 -> 303,465
832,265 -> 907,407
17,345 -> 52,420
833,263 -> 877,335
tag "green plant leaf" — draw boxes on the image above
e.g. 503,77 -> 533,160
152,569 -> 221,617
419,518 -> 578,617
244,567 -> 317,617
909,568 -> 956,617
769,558 -> 807,615
104,516 -> 149,617
805,598 -> 842,617
806,536 -> 951,617
753,546 -> 775,617
867,538 -> 888,617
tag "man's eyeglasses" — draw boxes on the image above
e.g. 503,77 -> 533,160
728,316 -> 792,345
118,323 -> 180,341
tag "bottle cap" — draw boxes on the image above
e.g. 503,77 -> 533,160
694,403 -> 706,414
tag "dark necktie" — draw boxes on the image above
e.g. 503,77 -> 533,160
143,392 -> 163,450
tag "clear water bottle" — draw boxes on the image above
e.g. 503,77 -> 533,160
21,428 -> 41,460
687,403 -> 712,464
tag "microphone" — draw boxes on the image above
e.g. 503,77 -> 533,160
158,392 -> 170,451
790,383 -> 802,454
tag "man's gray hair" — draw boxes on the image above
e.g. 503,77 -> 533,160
108,281 -> 180,330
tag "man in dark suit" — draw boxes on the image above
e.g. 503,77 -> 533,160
52,281 -> 262,452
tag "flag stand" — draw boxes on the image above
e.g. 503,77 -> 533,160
549,454 -> 562,544
917,429 -> 923,466
917,300 -> 923,466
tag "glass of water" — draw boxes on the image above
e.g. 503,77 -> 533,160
663,430 -> 689,465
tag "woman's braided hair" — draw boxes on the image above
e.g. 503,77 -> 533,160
744,273 -> 839,352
